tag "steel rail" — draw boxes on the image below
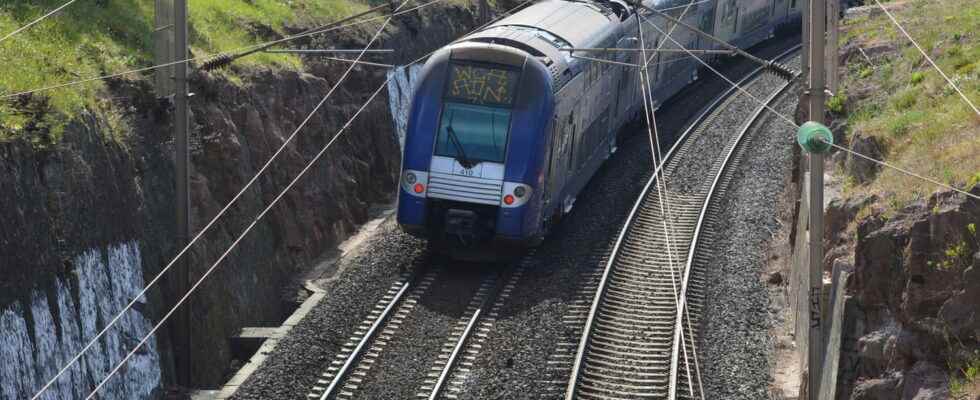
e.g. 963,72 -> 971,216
320,281 -> 412,399
565,44 -> 800,400
666,45 -> 801,400
428,308 -> 483,400
426,293 -> 489,400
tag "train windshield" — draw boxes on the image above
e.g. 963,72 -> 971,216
434,63 -> 519,164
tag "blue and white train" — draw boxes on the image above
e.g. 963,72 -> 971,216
397,0 -> 803,251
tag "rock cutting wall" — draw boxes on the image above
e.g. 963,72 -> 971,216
0,3 -> 482,392
824,185 -> 979,399
0,241 -> 161,400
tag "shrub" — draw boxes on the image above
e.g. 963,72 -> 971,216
950,352 -> 980,399
827,92 -> 847,114
910,71 -> 926,85
968,172 -> 980,190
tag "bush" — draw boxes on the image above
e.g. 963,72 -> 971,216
827,92 -> 847,114
910,71 -> 926,85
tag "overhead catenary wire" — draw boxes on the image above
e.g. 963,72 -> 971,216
0,0 -> 79,44
0,0 -> 713,101
25,0 -> 535,397
823,140 -> 980,201
81,0 -> 537,395
567,52 -> 696,68
636,1 -> 706,397
643,14 -> 799,127
654,0 -> 712,12
633,5 -> 698,398
643,16 -> 979,204
80,0 -> 416,397
202,2 -> 399,71
31,0 -> 419,396
0,0 -> 447,100
637,0 -> 704,400
870,0 -> 980,118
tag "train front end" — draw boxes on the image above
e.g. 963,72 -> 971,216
397,42 -> 554,252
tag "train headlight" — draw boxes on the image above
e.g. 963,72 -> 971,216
501,182 -> 532,208
402,170 -> 428,198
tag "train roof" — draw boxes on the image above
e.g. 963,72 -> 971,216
453,1 -> 620,85
486,1 -> 619,48
450,0 -> 710,87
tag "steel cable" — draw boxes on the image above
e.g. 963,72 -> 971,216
639,1 -> 707,396
32,0 -> 414,397
646,17 -> 978,203
26,1 -> 535,397
0,0 -> 79,44
0,0 -> 447,100
870,0 -> 980,118
635,8 -> 699,398
80,1 -> 415,397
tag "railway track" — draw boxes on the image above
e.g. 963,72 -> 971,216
307,269 -> 439,400
418,256 -> 531,400
307,256 -> 529,400
565,47 -> 801,400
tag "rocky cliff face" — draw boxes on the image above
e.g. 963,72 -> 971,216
825,184 -> 979,399
0,3 -> 482,393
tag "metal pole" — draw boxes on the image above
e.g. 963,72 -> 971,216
826,0 -> 840,94
801,0 -> 810,86
173,0 -> 192,388
806,0 -> 827,397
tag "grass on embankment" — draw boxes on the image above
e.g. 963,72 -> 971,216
0,0 -> 369,146
835,0 -> 980,208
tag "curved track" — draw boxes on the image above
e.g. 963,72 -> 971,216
565,47 -> 800,400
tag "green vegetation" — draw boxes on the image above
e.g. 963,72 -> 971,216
839,0 -> 980,206
0,0 -> 369,144
927,223 -> 977,270
950,351 -> 980,399
827,91 -> 846,114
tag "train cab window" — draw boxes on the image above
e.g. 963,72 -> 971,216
435,63 -> 520,164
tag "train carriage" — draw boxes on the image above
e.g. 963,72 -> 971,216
397,0 -> 803,254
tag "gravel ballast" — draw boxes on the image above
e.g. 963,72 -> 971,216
229,36 -> 803,400
696,87 -> 800,399
456,40 -> 802,399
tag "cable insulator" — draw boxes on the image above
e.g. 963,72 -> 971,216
202,54 -> 235,71
766,61 -> 797,81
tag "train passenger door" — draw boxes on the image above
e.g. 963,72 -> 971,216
615,36 -> 638,122
544,115 -> 559,211
715,0 -> 740,43
552,109 -> 575,201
